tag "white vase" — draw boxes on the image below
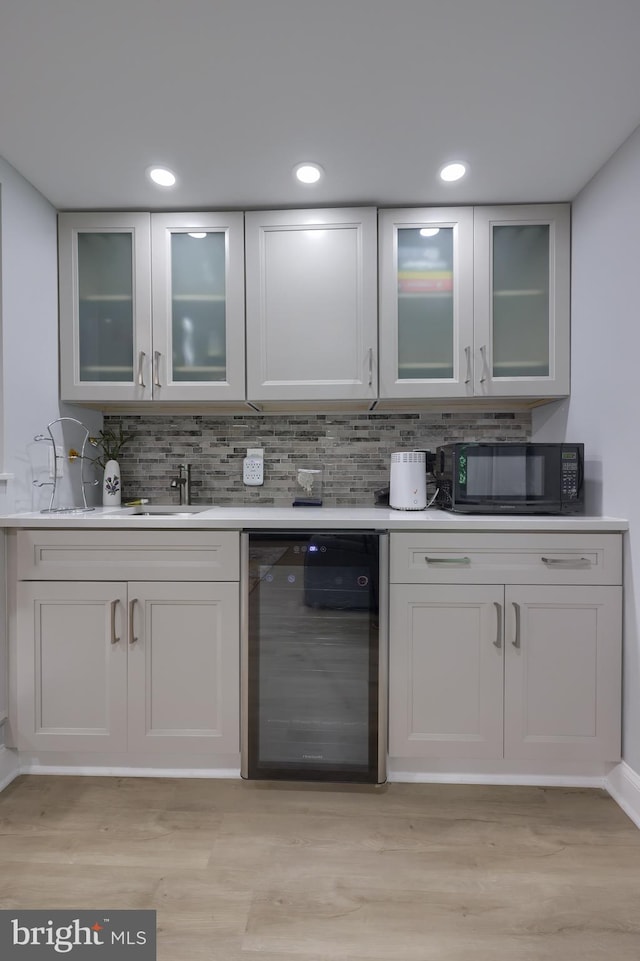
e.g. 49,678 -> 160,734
102,459 -> 122,506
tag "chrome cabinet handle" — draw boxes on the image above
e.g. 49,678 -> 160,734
137,351 -> 146,388
479,344 -> 488,384
541,556 -> 592,568
153,350 -> 162,388
368,347 -> 374,387
512,602 -> 521,648
464,345 -> 472,385
424,556 -> 471,565
110,599 -> 121,644
129,598 -> 139,644
493,601 -> 502,649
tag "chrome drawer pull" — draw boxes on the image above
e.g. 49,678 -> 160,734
137,350 -> 146,388
541,556 -> 592,567
424,556 -> 471,565
493,601 -> 502,649
110,599 -> 121,645
464,345 -> 472,385
512,602 -> 521,649
153,350 -> 162,388
129,598 -> 139,644
479,344 -> 488,384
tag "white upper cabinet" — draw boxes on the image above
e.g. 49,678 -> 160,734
150,213 -> 245,401
379,208 -> 474,399
59,212 -> 152,402
378,203 -> 570,401
473,204 -> 570,397
60,203 -> 570,407
245,207 -> 378,403
59,211 -> 245,403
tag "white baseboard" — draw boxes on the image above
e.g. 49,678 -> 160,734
606,761 -> 640,829
18,763 -> 241,780
387,755 -> 612,782
0,746 -> 20,792
389,771 -> 607,788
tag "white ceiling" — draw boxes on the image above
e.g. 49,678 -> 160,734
2,0 -> 640,212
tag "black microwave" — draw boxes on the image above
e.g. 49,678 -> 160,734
433,443 -> 584,514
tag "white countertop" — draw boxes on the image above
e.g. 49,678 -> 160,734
0,506 -> 628,532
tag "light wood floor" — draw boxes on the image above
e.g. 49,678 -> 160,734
1,775 -> 640,960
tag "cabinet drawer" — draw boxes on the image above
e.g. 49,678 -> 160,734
17,530 -> 240,581
390,532 -> 622,585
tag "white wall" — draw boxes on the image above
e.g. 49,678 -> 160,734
0,156 -> 101,736
0,155 -> 101,514
532,123 -> 640,775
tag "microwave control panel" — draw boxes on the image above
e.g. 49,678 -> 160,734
561,450 -> 580,499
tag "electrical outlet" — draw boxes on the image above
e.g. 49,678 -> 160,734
243,448 -> 264,486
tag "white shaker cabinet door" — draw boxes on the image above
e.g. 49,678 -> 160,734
58,211 -> 153,402
16,581 -> 128,752
473,203 -> 570,398
389,583 -> 504,759
245,207 -> 378,402
150,212 -> 246,401
504,585 -> 622,761
126,581 -> 240,755
378,207 -> 475,398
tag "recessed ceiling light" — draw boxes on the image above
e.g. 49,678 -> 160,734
419,227 -> 440,237
188,232 -> 207,239
147,166 -> 177,187
294,162 -> 324,185
439,162 -> 467,183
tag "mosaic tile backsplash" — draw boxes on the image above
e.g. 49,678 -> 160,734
105,411 -> 532,507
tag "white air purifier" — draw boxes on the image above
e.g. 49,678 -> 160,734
389,451 -> 427,510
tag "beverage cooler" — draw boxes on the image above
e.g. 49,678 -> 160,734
241,530 -> 388,784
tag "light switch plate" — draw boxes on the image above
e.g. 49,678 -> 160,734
243,449 -> 264,486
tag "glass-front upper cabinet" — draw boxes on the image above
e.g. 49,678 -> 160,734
150,212 -> 245,401
59,211 -> 245,403
59,212 -> 152,402
378,208 -> 474,398
379,204 -> 570,401
473,204 -> 570,397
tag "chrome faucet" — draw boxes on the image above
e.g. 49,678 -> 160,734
170,463 -> 192,505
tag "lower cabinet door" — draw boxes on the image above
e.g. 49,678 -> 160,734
389,584 -> 504,759
504,585 -> 622,761
126,581 -> 240,754
16,581 -> 128,752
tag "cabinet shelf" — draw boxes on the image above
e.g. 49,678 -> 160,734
172,293 -> 226,302
81,365 -> 133,373
493,289 -> 546,297
173,365 -> 226,374
493,359 -> 548,371
398,362 -> 453,371
81,294 -> 133,303
394,289 -> 549,302
398,292 -> 453,300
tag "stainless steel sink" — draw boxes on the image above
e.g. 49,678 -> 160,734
107,504 -> 214,517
